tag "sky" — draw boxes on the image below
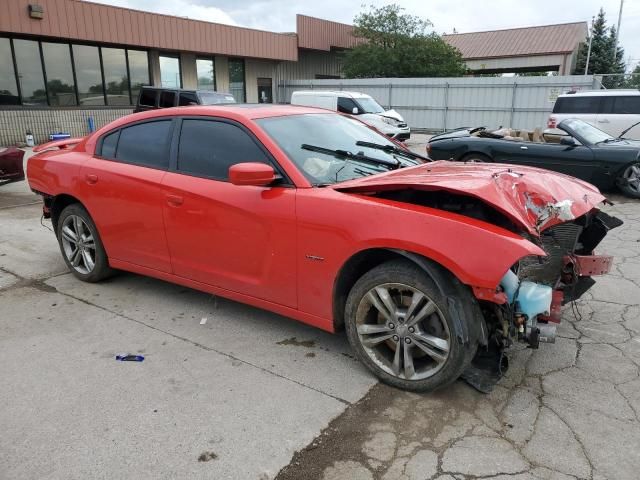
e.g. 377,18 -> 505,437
90,0 -> 640,72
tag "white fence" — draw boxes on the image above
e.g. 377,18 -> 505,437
278,75 -> 602,132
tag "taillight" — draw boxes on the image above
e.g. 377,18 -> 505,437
548,116 -> 556,128
426,143 -> 432,154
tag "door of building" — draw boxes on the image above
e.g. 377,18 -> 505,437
257,78 -> 273,103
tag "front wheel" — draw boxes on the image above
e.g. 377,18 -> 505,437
344,260 -> 475,392
618,163 -> 640,198
460,152 -> 491,163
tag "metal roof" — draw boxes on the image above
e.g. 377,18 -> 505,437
443,22 -> 588,60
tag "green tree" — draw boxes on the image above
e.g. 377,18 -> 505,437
573,8 -> 626,88
343,4 -> 466,78
626,64 -> 640,88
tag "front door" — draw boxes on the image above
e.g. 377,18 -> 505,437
492,140 -> 600,183
257,78 -> 273,104
78,119 -> 174,273
161,118 -> 297,307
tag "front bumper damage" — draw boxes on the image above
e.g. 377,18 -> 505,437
463,209 -> 622,392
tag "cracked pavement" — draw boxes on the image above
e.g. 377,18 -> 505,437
1,144 -> 639,479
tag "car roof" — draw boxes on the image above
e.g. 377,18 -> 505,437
558,89 -> 640,98
105,104 -> 334,126
291,90 -> 371,99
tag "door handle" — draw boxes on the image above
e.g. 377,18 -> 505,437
520,146 -> 528,150
166,194 -> 184,206
598,119 -> 610,123
85,174 -> 98,184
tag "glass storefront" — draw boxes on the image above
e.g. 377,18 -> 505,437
0,36 -> 149,107
228,58 -> 245,103
159,55 -> 181,89
196,58 -> 215,90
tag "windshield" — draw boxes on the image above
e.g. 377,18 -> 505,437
257,114 -> 422,185
562,118 -> 613,144
355,97 -> 385,114
199,92 -> 236,105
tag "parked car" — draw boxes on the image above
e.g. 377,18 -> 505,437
0,146 -> 25,185
548,89 -> 640,140
427,119 -> 640,198
28,105 -> 620,393
290,90 -> 410,141
134,87 -> 236,113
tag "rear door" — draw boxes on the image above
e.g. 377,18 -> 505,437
78,119 -> 174,272
598,95 -> 640,139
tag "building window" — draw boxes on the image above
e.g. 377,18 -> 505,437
128,49 -> 149,102
73,44 -> 105,106
228,58 -> 245,103
0,38 -> 19,105
196,58 -> 215,90
101,47 -> 129,105
159,55 -> 181,88
42,42 -> 77,106
13,39 -> 47,105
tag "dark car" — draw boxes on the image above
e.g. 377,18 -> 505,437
427,119 -> 640,198
0,146 -> 25,185
134,87 -> 236,113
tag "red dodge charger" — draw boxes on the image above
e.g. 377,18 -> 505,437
28,105 -> 620,392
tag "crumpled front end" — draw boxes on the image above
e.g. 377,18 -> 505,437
498,209 -> 623,348
463,207 -> 622,393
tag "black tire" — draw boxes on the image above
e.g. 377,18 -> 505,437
460,152 -> 491,163
344,259 -> 476,392
618,163 -> 640,199
56,203 -> 114,282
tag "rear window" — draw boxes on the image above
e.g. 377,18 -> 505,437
601,96 -> 640,115
179,92 -> 199,106
159,91 -> 176,108
138,89 -> 157,107
115,120 -> 172,169
553,96 -> 600,114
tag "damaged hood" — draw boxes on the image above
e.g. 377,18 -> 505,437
332,161 -> 606,236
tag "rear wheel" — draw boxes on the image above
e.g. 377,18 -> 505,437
56,204 -> 113,282
344,260 -> 475,392
618,163 -> 640,198
461,152 -> 491,163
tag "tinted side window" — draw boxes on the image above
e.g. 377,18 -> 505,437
139,89 -> 157,107
159,91 -> 176,108
116,121 -> 172,169
613,96 -> 640,115
100,130 -> 120,158
553,96 -> 599,114
177,119 -> 270,179
179,92 -> 199,106
338,97 -> 359,114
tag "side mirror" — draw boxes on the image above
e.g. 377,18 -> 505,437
229,163 -> 277,186
352,107 -> 359,115
560,137 -> 577,147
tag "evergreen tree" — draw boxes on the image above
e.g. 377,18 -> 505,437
573,8 -> 626,88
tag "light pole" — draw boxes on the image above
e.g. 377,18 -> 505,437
613,0 -> 624,62
585,16 -> 594,75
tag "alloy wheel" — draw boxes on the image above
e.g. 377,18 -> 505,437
355,283 -> 451,381
623,164 -> 640,194
60,215 -> 96,275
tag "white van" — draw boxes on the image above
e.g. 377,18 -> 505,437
548,90 -> 640,140
290,90 -> 411,141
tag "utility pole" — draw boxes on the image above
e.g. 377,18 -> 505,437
613,0 -> 624,61
585,16 -> 594,75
